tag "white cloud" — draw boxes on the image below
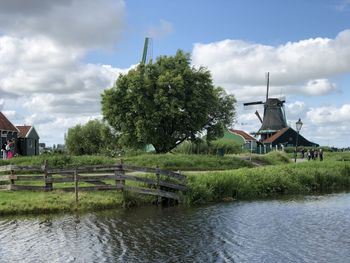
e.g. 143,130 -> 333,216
0,0 -> 126,49
285,101 -> 307,119
306,104 -> 350,124
0,0 -> 130,146
302,79 -> 337,96
192,30 -> 350,98
146,20 -> 174,39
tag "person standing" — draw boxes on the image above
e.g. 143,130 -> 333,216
319,149 -> 324,161
1,142 -> 7,159
6,140 -> 13,159
307,149 -> 311,161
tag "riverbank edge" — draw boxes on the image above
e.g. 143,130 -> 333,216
0,160 -> 349,216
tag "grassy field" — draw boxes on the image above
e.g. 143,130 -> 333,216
0,152 -> 290,171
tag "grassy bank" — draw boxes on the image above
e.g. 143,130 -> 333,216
0,151 -> 290,171
2,151 -> 346,216
185,160 -> 350,204
0,190 -> 154,216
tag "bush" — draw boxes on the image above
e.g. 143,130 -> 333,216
174,139 -> 243,155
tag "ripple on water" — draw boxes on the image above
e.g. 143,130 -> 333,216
0,193 -> 350,262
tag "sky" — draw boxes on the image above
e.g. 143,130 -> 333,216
0,0 -> 350,147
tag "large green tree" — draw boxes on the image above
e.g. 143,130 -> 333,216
101,50 -> 236,153
65,119 -> 117,155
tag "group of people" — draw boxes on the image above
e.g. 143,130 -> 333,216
1,139 -> 15,160
300,148 -> 323,161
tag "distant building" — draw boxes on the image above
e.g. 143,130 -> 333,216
226,129 -> 258,150
0,112 -> 18,156
262,127 -> 318,148
16,125 -> 40,156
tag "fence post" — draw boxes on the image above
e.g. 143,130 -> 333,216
74,169 -> 78,204
10,168 -> 15,189
43,160 -> 52,191
156,167 -> 161,205
116,159 -> 125,189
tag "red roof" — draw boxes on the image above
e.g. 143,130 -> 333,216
263,127 -> 289,143
17,126 -> 32,138
229,129 -> 256,141
0,112 -> 18,132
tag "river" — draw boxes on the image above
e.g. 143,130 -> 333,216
1,193 -> 350,263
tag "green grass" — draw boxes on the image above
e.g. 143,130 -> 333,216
0,151 -> 292,171
184,160 -> 350,204
0,190 -> 155,216
1,153 -> 254,171
123,153 -> 254,170
0,154 -> 116,167
0,151 -> 348,216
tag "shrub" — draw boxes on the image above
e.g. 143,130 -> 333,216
174,139 -> 243,155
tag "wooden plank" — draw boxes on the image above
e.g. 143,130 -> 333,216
58,185 -> 122,192
118,174 -> 157,185
121,185 -> 180,200
122,164 -> 186,181
159,181 -> 187,191
78,175 -> 116,181
47,177 -> 73,183
0,175 -> 10,181
47,169 -> 75,175
47,171 -> 75,177
12,175 -> 43,181
87,181 -> 110,186
0,165 -> 13,172
118,174 -> 186,191
0,185 -> 9,190
47,167 -> 122,174
9,165 -> 43,172
8,185 -> 45,191
76,164 -> 122,173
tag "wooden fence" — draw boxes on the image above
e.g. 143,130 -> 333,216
0,162 -> 186,202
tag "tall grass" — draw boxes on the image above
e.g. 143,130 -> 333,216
185,160 -> 350,204
0,154 -> 116,167
123,153 -> 254,170
174,139 -> 243,155
0,153 -> 253,171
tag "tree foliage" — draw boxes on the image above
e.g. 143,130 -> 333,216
101,50 -> 236,153
65,119 -> 117,155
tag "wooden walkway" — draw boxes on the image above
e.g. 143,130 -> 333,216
0,162 -> 187,202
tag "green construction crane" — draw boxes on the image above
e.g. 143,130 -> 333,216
141,37 -> 152,64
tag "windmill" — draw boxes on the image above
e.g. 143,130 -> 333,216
243,73 -> 287,141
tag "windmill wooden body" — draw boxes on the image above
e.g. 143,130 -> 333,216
244,73 -> 287,141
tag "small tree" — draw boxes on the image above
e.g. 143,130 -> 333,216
101,50 -> 236,153
65,119 -> 117,155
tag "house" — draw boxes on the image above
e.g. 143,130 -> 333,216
226,129 -> 258,150
0,112 -> 18,155
16,125 -> 40,156
263,127 -> 318,148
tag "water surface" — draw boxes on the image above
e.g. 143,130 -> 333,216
1,193 -> 349,262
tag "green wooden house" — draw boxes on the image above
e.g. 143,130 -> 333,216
226,129 -> 258,151
16,125 -> 40,156
0,112 -> 18,156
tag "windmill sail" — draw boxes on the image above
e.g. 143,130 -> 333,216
243,73 -> 287,140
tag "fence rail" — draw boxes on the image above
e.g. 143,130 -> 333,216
0,162 -> 186,203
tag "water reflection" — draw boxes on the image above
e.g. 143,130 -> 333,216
1,193 -> 350,262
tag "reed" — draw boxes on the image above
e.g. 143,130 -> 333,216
185,160 -> 350,204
